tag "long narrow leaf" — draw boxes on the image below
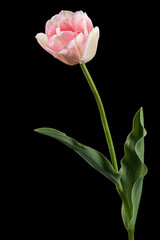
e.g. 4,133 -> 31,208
35,128 -> 121,185
119,108 -> 147,231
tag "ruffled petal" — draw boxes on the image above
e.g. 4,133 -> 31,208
51,11 -> 73,26
74,32 -> 84,56
84,12 -> 93,34
46,23 -> 58,39
56,33 -> 83,65
59,22 -> 74,32
36,33 -> 71,64
72,11 -> 86,33
59,10 -> 74,18
36,33 -> 49,48
45,20 -> 53,37
58,48 -> 80,65
72,11 -> 93,38
49,31 -> 78,52
51,14 -> 59,25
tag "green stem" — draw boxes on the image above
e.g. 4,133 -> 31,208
128,229 -> 134,240
80,64 -> 118,172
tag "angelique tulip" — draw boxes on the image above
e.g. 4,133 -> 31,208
36,10 -> 99,65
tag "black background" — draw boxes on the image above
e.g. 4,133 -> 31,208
6,1 -> 158,239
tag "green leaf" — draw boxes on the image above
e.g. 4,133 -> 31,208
35,128 -> 121,185
118,108 -> 148,231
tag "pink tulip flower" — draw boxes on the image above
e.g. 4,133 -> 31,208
36,10 -> 100,65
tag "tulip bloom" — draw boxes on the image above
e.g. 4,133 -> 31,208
36,10 -> 99,65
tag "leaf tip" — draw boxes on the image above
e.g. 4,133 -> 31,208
34,128 -> 40,133
139,107 -> 145,127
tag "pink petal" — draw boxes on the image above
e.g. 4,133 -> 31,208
46,11 -> 74,38
36,33 -> 71,64
58,48 -> 80,65
45,20 -> 53,37
49,35 -> 64,52
72,11 -> 85,33
56,11 -> 74,25
84,13 -> 93,33
74,32 -> 84,56
71,11 -> 93,37
36,33 -> 56,56
50,14 -> 59,25
60,31 -> 78,44
57,33 -> 84,65
49,31 -> 78,52
53,11 -> 72,26
46,23 -> 58,39
46,22 -> 74,39
59,22 -> 74,32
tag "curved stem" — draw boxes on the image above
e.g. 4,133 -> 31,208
80,64 -> 118,172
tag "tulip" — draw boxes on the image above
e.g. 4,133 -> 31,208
36,10 -> 99,65
35,11 -> 147,240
